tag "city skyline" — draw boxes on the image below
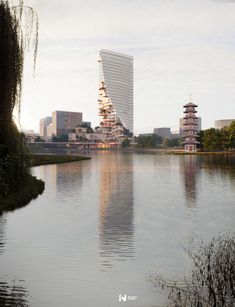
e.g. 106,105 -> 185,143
20,0 -> 235,134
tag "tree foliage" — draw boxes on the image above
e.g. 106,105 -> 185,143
121,138 -> 131,148
137,134 -> 163,148
199,122 -> 235,152
52,134 -> 69,142
0,0 -> 40,202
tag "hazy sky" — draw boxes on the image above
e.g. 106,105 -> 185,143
20,0 -> 235,134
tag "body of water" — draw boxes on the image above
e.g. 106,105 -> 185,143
0,152 -> 235,306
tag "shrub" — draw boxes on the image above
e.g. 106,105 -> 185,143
150,233 -> 235,307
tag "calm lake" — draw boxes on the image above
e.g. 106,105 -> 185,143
0,152 -> 235,307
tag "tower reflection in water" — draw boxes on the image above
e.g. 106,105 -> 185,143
181,155 -> 199,208
98,153 -> 134,269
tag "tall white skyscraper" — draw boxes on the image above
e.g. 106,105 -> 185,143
98,49 -> 133,135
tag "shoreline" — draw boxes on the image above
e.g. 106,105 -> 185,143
132,148 -> 235,155
0,173 -> 45,215
170,150 -> 235,155
30,154 -> 91,166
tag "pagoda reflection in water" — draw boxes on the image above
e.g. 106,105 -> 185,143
181,155 -> 199,208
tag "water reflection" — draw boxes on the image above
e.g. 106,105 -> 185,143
181,155 -> 199,208
0,216 -> 6,254
39,162 -> 88,206
56,162 -> 85,204
200,155 -> 235,178
98,153 -> 134,269
0,280 -> 29,307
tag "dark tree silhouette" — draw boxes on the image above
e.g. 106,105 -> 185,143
0,1 -> 43,211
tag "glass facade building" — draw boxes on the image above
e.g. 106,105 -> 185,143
98,49 -> 133,134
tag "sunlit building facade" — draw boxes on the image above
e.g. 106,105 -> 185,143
52,111 -> 82,137
98,50 -> 133,138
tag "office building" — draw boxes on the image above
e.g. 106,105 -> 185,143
153,127 -> 171,139
52,111 -> 83,137
39,116 -> 52,140
214,119 -> 235,129
98,49 -> 133,138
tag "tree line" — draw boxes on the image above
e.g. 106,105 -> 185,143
135,134 -> 183,148
198,121 -> 235,151
134,121 -> 235,151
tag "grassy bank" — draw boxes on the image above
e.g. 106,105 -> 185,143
0,173 -> 45,215
30,154 -> 91,166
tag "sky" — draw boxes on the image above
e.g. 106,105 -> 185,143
19,0 -> 235,134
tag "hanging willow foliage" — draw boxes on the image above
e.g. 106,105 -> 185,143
0,0 -> 39,196
0,0 -> 38,149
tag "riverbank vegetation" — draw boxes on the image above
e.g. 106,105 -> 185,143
136,134 -> 164,148
198,122 -> 235,152
150,233 -> 235,307
0,0 -> 43,214
30,154 -> 90,166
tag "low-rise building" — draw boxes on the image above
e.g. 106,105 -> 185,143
214,119 -> 235,129
153,127 -> 171,139
24,130 -> 40,143
68,129 -> 111,143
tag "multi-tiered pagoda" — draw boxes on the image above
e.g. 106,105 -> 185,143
182,100 -> 200,152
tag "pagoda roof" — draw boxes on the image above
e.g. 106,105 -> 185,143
183,122 -> 198,125
184,110 -> 197,113
183,140 -> 200,144
183,127 -> 198,131
183,102 -> 198,108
